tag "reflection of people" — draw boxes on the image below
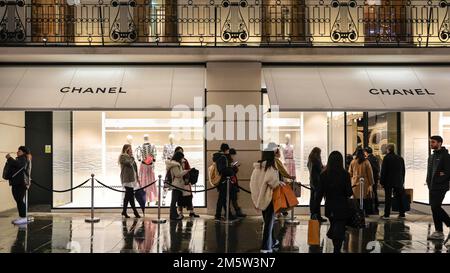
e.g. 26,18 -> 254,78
121,219 -> 138,253
426,136 -> 450,240
314,151 -> 353,253
166,151 -> 190,220
136,221 -> 156,253
174,146 -> 199,218
10,226 -> 26,253
380,143 -> 406,219
308,147 -> 326,222
364,147 -> 380,214
349,147 -> 374,215
6,146 -> 32,226
119,144 -> 141,218
249,146 -> 284,253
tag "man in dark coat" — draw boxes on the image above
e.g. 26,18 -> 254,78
426,136 -> 450,240
213,143 -> 236,221
365,147 -> 380,213
380,143 -> 406,219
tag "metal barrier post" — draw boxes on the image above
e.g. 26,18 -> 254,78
25,188 -> 34,223
286,181 -> 299,225
85,174 -> 100,223
152,175 -> 166,224
359,177 -> 364,210
222,177 -> 236,225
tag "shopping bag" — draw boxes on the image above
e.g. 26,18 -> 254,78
307,219 -> 320,245
392,192 -> 411,212
292,182 -> 302,197
272,187 -> 286,214
281,185 -> 299,208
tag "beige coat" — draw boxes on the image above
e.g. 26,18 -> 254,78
249,161 -> 282,211
165,160 -> 190,196
349,159 -> 374,199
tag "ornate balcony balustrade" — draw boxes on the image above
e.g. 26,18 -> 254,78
1,0 -> 449,46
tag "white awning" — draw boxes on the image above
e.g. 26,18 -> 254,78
263,66 -> 450,111
0,65 -> 205,110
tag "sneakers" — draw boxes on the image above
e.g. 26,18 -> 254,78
428,231 -> 445,240
398,214 -> 406,219
214,216 -> 224,222
381,215 -> 390,220
12,217 -> 28,225
260,249 -> 273,253
272,240 -> 280,252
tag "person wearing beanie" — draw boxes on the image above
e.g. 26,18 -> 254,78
213,143 -> 236,221
5,146 -> 32,226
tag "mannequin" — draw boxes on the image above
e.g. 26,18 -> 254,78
162,134 -> 176,206
162,134 -> 176,160
282,134 -> 296,177
126,135 -> 133,145
137,134 -> 158,205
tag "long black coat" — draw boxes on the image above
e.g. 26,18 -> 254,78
7,155 -> 30,187
380,152 -> 405,188
315,169 -> 353,220
426,147 -> 450,191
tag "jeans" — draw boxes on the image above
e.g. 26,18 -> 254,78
122,186 -> 138,214
384,186 -> 406,217
429,190 -> 450,232
11,184 -> 27,218
170,189 -> 183,219
215,182 -> 232,218
261,201 -> 276,251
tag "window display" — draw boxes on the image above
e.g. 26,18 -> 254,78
53,111 -> 205,208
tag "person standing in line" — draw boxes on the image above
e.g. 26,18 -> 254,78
275,145 -> 296,217
227,148 -> 246,218
307,147 -> 326,223
426,136 -> 450,240
364,147 -> 381,214
173,146 -> 199,218
249,147 -> 284,253
6,146 -> 32,226
166,151 -> 190,220
213,143 -> 236,221
348,147 -> 374,215
380,143 -> 406,219
119,144 -> 141,218
314,151 -> 353,253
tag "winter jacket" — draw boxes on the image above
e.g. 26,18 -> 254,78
166,160 -> 190,196
427,147 -> 450,191
7,155 -> 31,187
367,154 -> 380,183
119,154 -> 138,184
349,159 -> 374,199
249,161 -> 282,211
212,152 -> 235,183
380,152 -> 405,188
315,169 -> 353,220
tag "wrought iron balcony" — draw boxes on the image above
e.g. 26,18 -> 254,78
1,0 -> 449,47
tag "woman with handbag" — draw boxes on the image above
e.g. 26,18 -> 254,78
174,146 -> 199,218
314,151 -> 353,253
250,146 -> 285,253
348,147 -> 375,215
308,147 -> 326,222
6,146 -> 32,226
119,144 -> 141,218
166,151 -> 190,220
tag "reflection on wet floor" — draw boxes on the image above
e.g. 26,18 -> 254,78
0,212 -> 449,253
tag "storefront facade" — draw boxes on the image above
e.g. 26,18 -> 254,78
1,63 -> 450,214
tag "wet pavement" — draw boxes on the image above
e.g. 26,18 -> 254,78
0,211 -> 449,253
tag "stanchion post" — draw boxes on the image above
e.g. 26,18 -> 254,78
286,181 -> 299,225
85,174 -> 100,223
152,175 -> 166,224
25,187 -> 34,223
222,176 -> 236,225
359,177 -> 364,211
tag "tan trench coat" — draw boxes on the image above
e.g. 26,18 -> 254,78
348,159 -> 374,199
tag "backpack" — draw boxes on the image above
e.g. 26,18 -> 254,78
208,163 -> 221,187
188,168 -> 199,185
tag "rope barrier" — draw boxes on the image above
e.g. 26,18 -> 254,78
237,185 -> 251,194
164,181 -> 219,193
95,179 -> 157,193
31,178 -> 90,193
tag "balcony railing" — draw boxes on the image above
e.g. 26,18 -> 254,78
1,0 -> 449,47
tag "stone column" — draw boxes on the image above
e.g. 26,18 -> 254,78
205,62 -> 262,216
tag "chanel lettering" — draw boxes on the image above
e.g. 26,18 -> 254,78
60,87 -> 126,94
369,88 -> 435,96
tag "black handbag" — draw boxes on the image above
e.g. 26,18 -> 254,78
188,168 -> 199,185
347,199 -> 366,229
392,193 -> 411,212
